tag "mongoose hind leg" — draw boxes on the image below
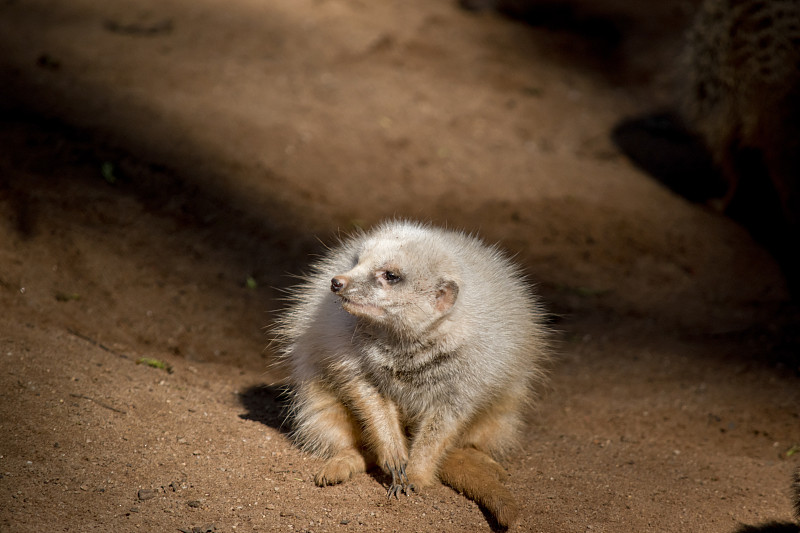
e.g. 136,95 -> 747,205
438,387 -> 526,527
459,382 -> 528,456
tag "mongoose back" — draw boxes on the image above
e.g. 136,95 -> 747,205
274,220 -> 549,528
680,0 -> 800,224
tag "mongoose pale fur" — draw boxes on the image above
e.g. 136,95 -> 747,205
274,220 -> 550,528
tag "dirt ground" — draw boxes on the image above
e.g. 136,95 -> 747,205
1,0 -> 799,531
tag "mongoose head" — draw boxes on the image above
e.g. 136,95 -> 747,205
330,231 -> 460,337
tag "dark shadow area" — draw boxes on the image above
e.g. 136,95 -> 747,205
0,96 -> 323,369
611,112 -> 727,203
725,149 -> 800,299
460,0 -> 622,46
704,314 -> 800,376
459,0 -> 624,81
0,100 -> 319,275
612,111 -> 800,299
733,523 -> 799,533
238,384 -> 290,432
456,0 -> 692,85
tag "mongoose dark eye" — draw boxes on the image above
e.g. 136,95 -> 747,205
382,271 -> 402,283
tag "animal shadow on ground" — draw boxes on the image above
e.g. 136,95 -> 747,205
238,384 -> 289,432
459,0 -> 622,45
612,111 -> 800,298
612,112 -> 727,203
734,524 -> 799,533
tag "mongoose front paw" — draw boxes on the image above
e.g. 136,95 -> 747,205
314,450 -> 366,487
385,462 -> 417,499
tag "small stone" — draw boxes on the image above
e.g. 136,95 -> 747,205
187,500 -> 202,508
137,488 -> 158,501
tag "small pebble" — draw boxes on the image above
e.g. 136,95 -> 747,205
137,489 -> 158,501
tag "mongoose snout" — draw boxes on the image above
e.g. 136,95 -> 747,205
330,276 -> 348,293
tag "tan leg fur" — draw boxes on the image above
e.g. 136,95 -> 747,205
438,447 -> 520,529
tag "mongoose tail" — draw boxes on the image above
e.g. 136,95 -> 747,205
438,447 -> 520,529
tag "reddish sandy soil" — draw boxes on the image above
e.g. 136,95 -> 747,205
1,1 -> 798,532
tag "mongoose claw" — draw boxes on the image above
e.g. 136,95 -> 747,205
386,481 -> 416,499
387,483 -> 403,500
385,461 -> 415,499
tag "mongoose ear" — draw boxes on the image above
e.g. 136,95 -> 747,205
435,280 -> 459,313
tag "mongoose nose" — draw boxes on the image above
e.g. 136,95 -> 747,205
331,276 -> 348,293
